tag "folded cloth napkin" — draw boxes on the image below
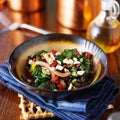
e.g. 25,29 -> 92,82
0,61 -> 119,120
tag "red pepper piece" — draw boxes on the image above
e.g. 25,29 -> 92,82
51,75 -> 59,83
85,52 -> 92,59
74,50 -> 79,55
41,55 -> 46,61
75,65 -> 79,70
33,58 -> 37,62
50,60 -> 58,67
51,50 -> 57,55
57,83 -> 64,90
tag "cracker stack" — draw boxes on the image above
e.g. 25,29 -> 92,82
18,94 -> 55,120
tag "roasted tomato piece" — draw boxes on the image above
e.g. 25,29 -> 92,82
50,60 -> 58,67
85,52 -> 92,59
51,75 -> 59,83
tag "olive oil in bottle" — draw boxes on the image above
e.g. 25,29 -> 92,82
87,0 -> 120,53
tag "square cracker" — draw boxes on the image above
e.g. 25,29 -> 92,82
18,94 -> 55,120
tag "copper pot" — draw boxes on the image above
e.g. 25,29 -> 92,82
57,0 -> 101,31
7,0 -> 46,12
0,0 -> 6,10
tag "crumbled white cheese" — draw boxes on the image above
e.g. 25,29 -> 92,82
68,83 -> 73,90
74,61 -> 80,65
63,58 -> 73,65
77,71 -> 85,76
50,52 -> 55,60
57,60 -> 61,65
56,64 -> 64,71
73,57 -> 78,61
73,57 -> 80,65
43,54 -> 53,64
28,59 -> 34,64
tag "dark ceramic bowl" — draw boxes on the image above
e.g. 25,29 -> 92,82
8,33 -> 107,99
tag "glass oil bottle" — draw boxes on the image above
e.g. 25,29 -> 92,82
87,0 -> 120,53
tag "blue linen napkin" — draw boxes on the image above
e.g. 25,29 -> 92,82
0,61 -> 119,120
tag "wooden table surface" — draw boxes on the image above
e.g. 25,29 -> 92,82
0,1 -> 120,120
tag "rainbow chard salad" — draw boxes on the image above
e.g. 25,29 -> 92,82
25,48 -> 95,91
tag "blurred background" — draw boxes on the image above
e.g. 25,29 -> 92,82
0,0 -> 120,37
